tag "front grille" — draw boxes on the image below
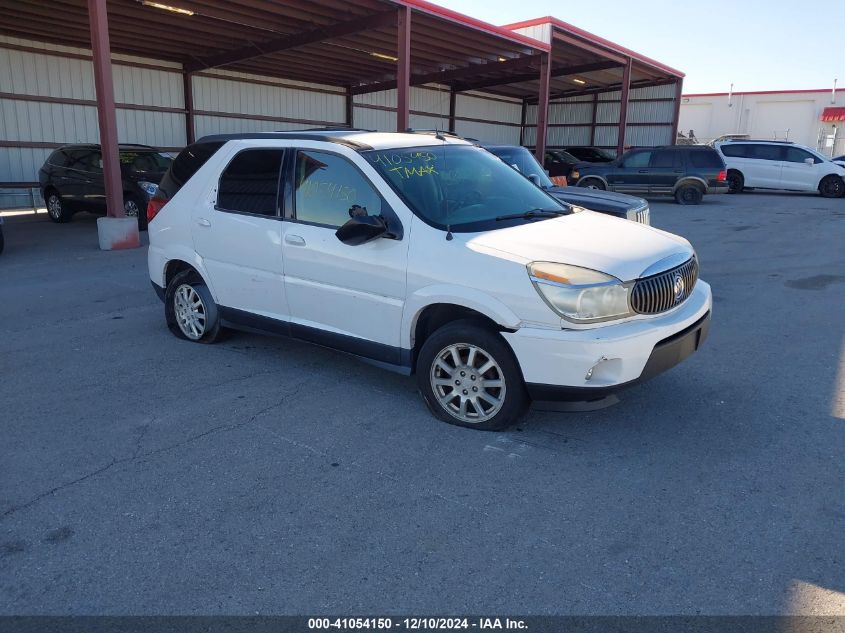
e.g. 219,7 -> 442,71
631,257 -> 698,315
628,205 -> 651,225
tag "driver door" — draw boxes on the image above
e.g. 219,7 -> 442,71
281,148 -> 410,362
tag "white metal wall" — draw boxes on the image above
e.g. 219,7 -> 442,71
523,82 -> 677,151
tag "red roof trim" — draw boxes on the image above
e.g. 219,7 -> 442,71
821,107 -> 845,122
396,0 -> 551,52
502,16 -> 684,78
684,88 -> 845,98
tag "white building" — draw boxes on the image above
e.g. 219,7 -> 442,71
679,88 -> 845,157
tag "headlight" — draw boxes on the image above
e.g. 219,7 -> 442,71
528,262 -> 632,323
137,181 -> 159,197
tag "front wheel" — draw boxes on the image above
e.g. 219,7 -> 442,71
577,178 -> 606,191
819,175 -> 845,198
45,190 -> 72,223
164,270 -> 226,343
416,320 -> 528,430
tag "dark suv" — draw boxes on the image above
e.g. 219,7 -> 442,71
39,144 -> 173,229
574,145 -> 728,204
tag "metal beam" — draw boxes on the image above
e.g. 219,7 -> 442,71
616,57 -> 632,156
589,93 -> 598,145
184,9 -> 397,72
670,79 -> 684,144
535,52 -> 551,163
346,86 -> 354,128
183,72 -> 195,144
396,5 -> 411,132
87,0 -> 123,219
519,99 -> 527,146
350,54 -> 540,96
448,89 -> 457,132
454,60 -> 620,92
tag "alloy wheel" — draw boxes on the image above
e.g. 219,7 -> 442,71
124,199 -> 140,218
173,284 -> 206,340
430,343 -> 506,423
47,194 -> 62,219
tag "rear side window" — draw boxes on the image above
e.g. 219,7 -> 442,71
294,150 -> 381,228
217,149 -> 284,216
157,142 -> 223,200
649,150 -> 677,168
750,144 -> 783,161
688,150 -> 725,168
720,144 -> 748,158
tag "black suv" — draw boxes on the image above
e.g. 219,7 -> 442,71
574,145 -> 729,204
39,144 -> 173,229
482,144 -> 651,224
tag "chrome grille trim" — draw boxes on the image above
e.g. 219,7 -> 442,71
631,257 -> 698,315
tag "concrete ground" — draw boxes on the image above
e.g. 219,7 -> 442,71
0,193 -> 843,615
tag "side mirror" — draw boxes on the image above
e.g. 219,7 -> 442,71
336,214 -> 388,246
528,173 -> 542,187
804,157 -> 815,165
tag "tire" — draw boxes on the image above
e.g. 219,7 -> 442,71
674,184 -> 704,205
123,193 -> 147,231
164,269 -> 226,343
577,178 -> 606,191
726,170 -> 744,194
45,189 -> 72,223
415,319 -> 528,431
819,175 -> 845,198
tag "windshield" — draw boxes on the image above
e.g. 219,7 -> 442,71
119,151 -> 173,173
363,144 -> 566,232
483,146 -> 554,189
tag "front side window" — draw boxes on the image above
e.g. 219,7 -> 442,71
783,147 -> 819,164
217,149 -> 284,216
623,151 -> 652,169
294,150 -> 381,227
363,144 -> 567,232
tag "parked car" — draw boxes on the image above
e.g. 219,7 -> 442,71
147,130 -> 711,430
39,144 -> 173,229
482,144 -> 650,224
563,146 -> 615,163
575,145 -> 729,204
715,140 -> 845,197
833,155 -> 845,167
543,149 -> 582,180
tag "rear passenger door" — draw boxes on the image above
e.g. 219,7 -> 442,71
191,146 -> 289,322
745,144 -> 784,188
647,149 -> 682,194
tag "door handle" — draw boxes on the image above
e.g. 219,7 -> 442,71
196,217 -> 211,227
638,169 -> 649,173
285,234 -> 306,246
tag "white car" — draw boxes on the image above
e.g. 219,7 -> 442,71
146,130 -> 712,430
715,140 -> 845,197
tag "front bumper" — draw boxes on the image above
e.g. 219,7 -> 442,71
502,281 -> 712,401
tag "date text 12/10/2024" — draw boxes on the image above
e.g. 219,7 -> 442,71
308,618 -> 528,630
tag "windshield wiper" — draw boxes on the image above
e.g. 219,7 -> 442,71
495,208 -> 567,221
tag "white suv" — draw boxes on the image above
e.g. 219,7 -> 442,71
146,130 -> 712,430
715,140 -> 845,197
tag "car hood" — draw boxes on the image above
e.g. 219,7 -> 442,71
545,186 -> 645,212
466,210 -> 693,282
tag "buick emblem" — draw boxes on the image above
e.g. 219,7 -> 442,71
672,273 -> 685,302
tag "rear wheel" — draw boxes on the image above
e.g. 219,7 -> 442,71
819,175 -> 845,198
416,320 -> 528,431
577,178 -> 606,191
726,170 -> 744,194
164,270 -> 226,343
45,190 -> 72,223
123,193 -> 147,230
674,184 -> 704,205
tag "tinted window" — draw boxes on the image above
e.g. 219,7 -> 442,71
486,146 -> 553,188
217,149 -> 283,216
157,142 -> 224,200
65,149 -> 96,171
720,144 -> 748,158
750,144 -> 783,161
48,150 -> 68,167
649,150 -> 676,168
623,151 -> 652,168
87,151 -> 103,173
783,147 -> 819,164
294,150 -> 381,227
120,151 -> 172,173
688,150 -> 725,168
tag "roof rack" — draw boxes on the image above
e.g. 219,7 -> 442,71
195,131 -> 374,151
294,127 -> 376,133
725,138 -> 794,144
